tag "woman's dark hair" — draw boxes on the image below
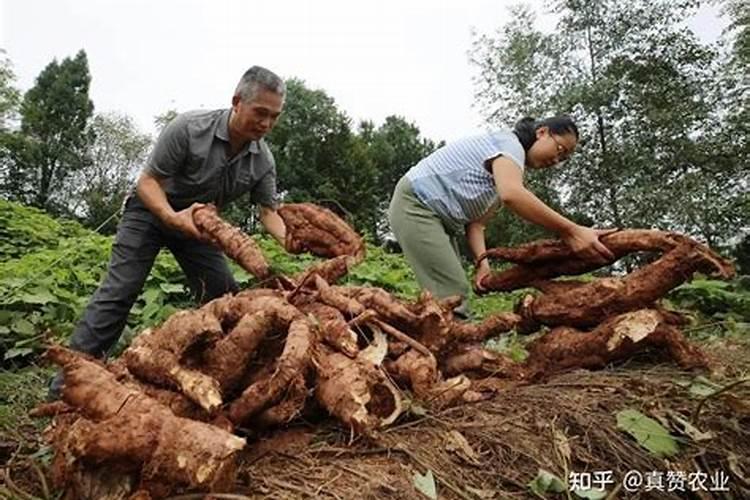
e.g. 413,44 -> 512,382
512,115 -> 579,151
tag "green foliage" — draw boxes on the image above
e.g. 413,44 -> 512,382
470,0 -> 748,247
0,234 -> 113,361
615,408 -> 679,458
412,469 -> 437,499
723,0 -> 750,68
528,469 -> 567,496
733,234 -> 750,276
0,365 -> 51,432
0,200 -> 191,362
0,199 -> 89,260
669,279 -> 750,320
359,116 -> 439,237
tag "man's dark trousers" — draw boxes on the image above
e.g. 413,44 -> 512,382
48,197 -> 238,398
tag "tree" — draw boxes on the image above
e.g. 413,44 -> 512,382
359,115 -> 439,237
469,0 -> 747,247
0,50 -> 21,131
0,51 -> 22,201
62,112 -> 151,232
3,50 -> 94,212
264,78 -> 380,235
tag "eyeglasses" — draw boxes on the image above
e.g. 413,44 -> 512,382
550,134 -> 572,162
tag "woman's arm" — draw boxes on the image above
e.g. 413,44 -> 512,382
491,157 -> 615,262
466,201 -> 499,291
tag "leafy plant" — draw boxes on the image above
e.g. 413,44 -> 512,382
0,199 -> 89,260
528,469 -> 566,497
669,279 -> 750,320
616,409 -> 678,458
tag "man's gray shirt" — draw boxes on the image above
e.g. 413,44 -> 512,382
142,108 -> 278,210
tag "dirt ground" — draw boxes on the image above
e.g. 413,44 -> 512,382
2,338 -> 749,500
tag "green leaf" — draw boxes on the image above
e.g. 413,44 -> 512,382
140,301 -> 162,322
528,469 -> 567,496
4,347 -> 33,360
413,469 -> 437,499
11,318 -> 36,336
687,376 -> 722,398
19,288 -> 57,305
616,409 -> 679,457
159,283 -> 185,294
141,287 -> 162,305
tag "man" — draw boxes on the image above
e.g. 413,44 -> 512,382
49,66 -> 287,399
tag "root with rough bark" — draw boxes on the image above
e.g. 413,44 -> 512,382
521,309 -> 711,379
193,204 -> 271,280
479,229 -> 734,292
228,317 -> 313,425
313,328 -> 402,434
33,227 -> 734,498
278,203 -> 366,261
122,310 -> 224,411
45,346 -> 245,498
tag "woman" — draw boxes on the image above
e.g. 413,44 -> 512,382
387,115 -> 614,318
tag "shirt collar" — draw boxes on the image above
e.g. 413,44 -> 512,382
216,109 -> 260,155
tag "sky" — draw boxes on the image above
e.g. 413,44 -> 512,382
0,0 -> 727,143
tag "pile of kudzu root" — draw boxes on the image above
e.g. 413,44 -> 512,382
31,203 -> 735,499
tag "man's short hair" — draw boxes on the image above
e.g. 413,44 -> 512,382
235,66 -> 286,102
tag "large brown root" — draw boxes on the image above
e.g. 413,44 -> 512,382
254,373 -> 309,428
227,317 -> 313,425
524,240 -> 736,328
386,349 -> 493,407
297,302 -> 359,357
122,310 -> 224,411
441,344 -> 521,379
450,312 -> 524,343
522,309 -> 710,379
203,292 -> 298,330
313,329 -> 402,434
339,286 -> 421,330
278,203 -> 366,261
35,227 -> 733,497
46,346 -> 245,497
291,255 -> 358,289
193,204 -> 271,280
480,229 -> 734,292
201,310 -> 276,394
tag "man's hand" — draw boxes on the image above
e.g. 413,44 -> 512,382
167,203 -> 206,241
562,225 -> 617,264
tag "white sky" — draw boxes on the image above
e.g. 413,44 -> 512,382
0,0 -> 727,143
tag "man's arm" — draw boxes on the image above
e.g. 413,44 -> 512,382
491,157 -> 615,263
259,205 -> 286,246
136,171 -> 203,240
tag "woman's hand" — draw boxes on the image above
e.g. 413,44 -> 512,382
473,258 -> 491,293
562,225 -> 617,264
